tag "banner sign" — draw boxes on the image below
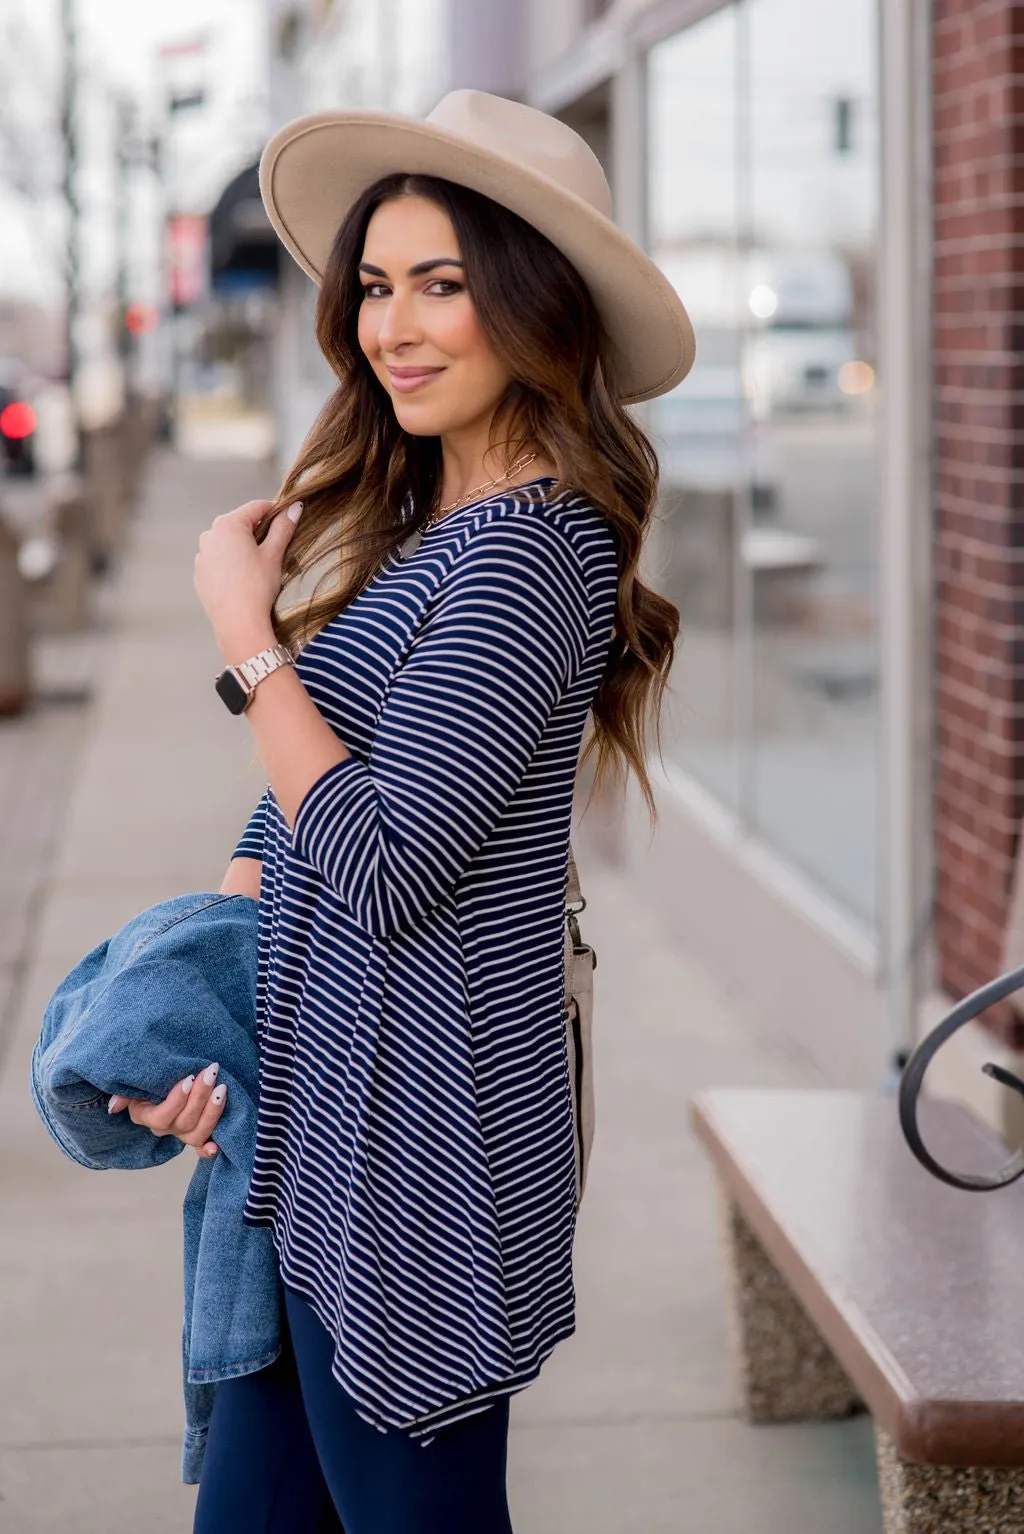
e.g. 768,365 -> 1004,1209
166,214 -> 208,310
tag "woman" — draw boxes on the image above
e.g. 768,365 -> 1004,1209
123,90 -> 693,1532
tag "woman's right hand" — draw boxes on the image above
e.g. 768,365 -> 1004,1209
108,1064 -> 227,1158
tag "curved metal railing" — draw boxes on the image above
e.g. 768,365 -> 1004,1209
898,964 -> 1024,1191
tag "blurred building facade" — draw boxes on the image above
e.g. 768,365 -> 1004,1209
224,0 -> 1021,1126
261,0 -> 448,462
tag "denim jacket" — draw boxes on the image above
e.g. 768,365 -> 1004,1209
29,892 -> 280,1484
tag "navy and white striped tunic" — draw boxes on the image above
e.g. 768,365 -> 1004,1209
232,478 -> 618,1437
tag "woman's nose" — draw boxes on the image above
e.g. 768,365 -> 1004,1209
377,291 -> 421,352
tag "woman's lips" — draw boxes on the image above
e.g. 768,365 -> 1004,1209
387,366 -> 444,394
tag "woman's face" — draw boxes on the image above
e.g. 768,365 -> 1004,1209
356,195 -> 512,439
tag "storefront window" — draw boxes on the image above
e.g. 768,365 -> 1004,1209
647,0 -> 880,924
746,0 -> 880,921
646,7 -> 742,811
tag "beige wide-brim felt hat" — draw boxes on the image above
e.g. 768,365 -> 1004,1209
259,89 -> 695,404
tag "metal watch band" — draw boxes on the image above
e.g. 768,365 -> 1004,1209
215,643 -> 294,715
235,643 -> 294,692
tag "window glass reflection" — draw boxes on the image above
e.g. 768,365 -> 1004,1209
647,7 -> 743,810
645,0 -> 880,926
745,0 -> 880,921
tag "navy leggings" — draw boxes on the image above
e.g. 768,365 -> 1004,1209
193,1287 -> 514,1534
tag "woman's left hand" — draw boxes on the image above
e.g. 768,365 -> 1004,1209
194,498 -> 303,662
109,1065 -> 228,1159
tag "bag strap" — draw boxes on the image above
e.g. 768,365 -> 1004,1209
566,842 -> 583,910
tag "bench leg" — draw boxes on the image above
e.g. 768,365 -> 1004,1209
875,1428 -> 1024,1533
718,1193 -> 862,1422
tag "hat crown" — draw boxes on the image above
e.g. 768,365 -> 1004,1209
425,90 -> 613,220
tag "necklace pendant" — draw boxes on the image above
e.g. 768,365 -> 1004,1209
397,529 -> 423,560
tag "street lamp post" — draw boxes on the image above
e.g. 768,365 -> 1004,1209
114,93 -> 137,391
60,0 -> 82,470
156,35 -> 210,445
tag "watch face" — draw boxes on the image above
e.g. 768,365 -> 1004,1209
215,668 -> 249,715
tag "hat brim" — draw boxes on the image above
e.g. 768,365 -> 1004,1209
259,110 -> 695,404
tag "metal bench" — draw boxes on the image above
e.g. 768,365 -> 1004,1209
692,1089 -> 1024,1533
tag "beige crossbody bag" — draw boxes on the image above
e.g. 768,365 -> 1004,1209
564,845 -> 596,1204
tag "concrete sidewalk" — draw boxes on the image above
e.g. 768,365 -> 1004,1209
0,448 -> 882,1533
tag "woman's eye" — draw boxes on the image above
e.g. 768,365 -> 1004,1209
360,279 -> 461,299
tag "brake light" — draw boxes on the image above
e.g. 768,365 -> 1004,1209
0,402 -> 35,440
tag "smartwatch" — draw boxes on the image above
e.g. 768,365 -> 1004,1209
215,644 -> 294,715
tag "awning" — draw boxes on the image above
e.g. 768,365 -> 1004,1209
208,163 -> 280,295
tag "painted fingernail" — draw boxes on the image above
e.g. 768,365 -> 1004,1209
181,1075 -> 196,1096
108,1095 -> 127,1114
203,1063 -> 220,1087
211,1084 -> 227,1105
287,501 -> 304,523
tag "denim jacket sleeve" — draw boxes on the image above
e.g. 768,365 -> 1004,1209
29,893 -> 258,1172
29,1037 -> 184,1171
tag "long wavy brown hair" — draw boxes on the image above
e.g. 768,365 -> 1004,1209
256,173 -> 679,815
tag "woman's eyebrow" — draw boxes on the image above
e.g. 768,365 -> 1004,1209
358,258 -> 464,278
409,257 -> 464,276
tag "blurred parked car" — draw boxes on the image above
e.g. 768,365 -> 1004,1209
649,246 -> 874,512
742,325 -> 861,418
742,250 -> 866,419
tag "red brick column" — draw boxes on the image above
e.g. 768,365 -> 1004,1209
933,0 -> 1024,1039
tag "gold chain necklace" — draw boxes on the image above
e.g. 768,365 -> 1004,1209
391,452 -> 541,567
426,452 -> 539,527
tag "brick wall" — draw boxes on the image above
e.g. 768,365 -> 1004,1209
933,0 -> 1024,1040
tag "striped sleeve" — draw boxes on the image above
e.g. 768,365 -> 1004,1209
291,514 -> 591,939
232,788 -> 270,861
